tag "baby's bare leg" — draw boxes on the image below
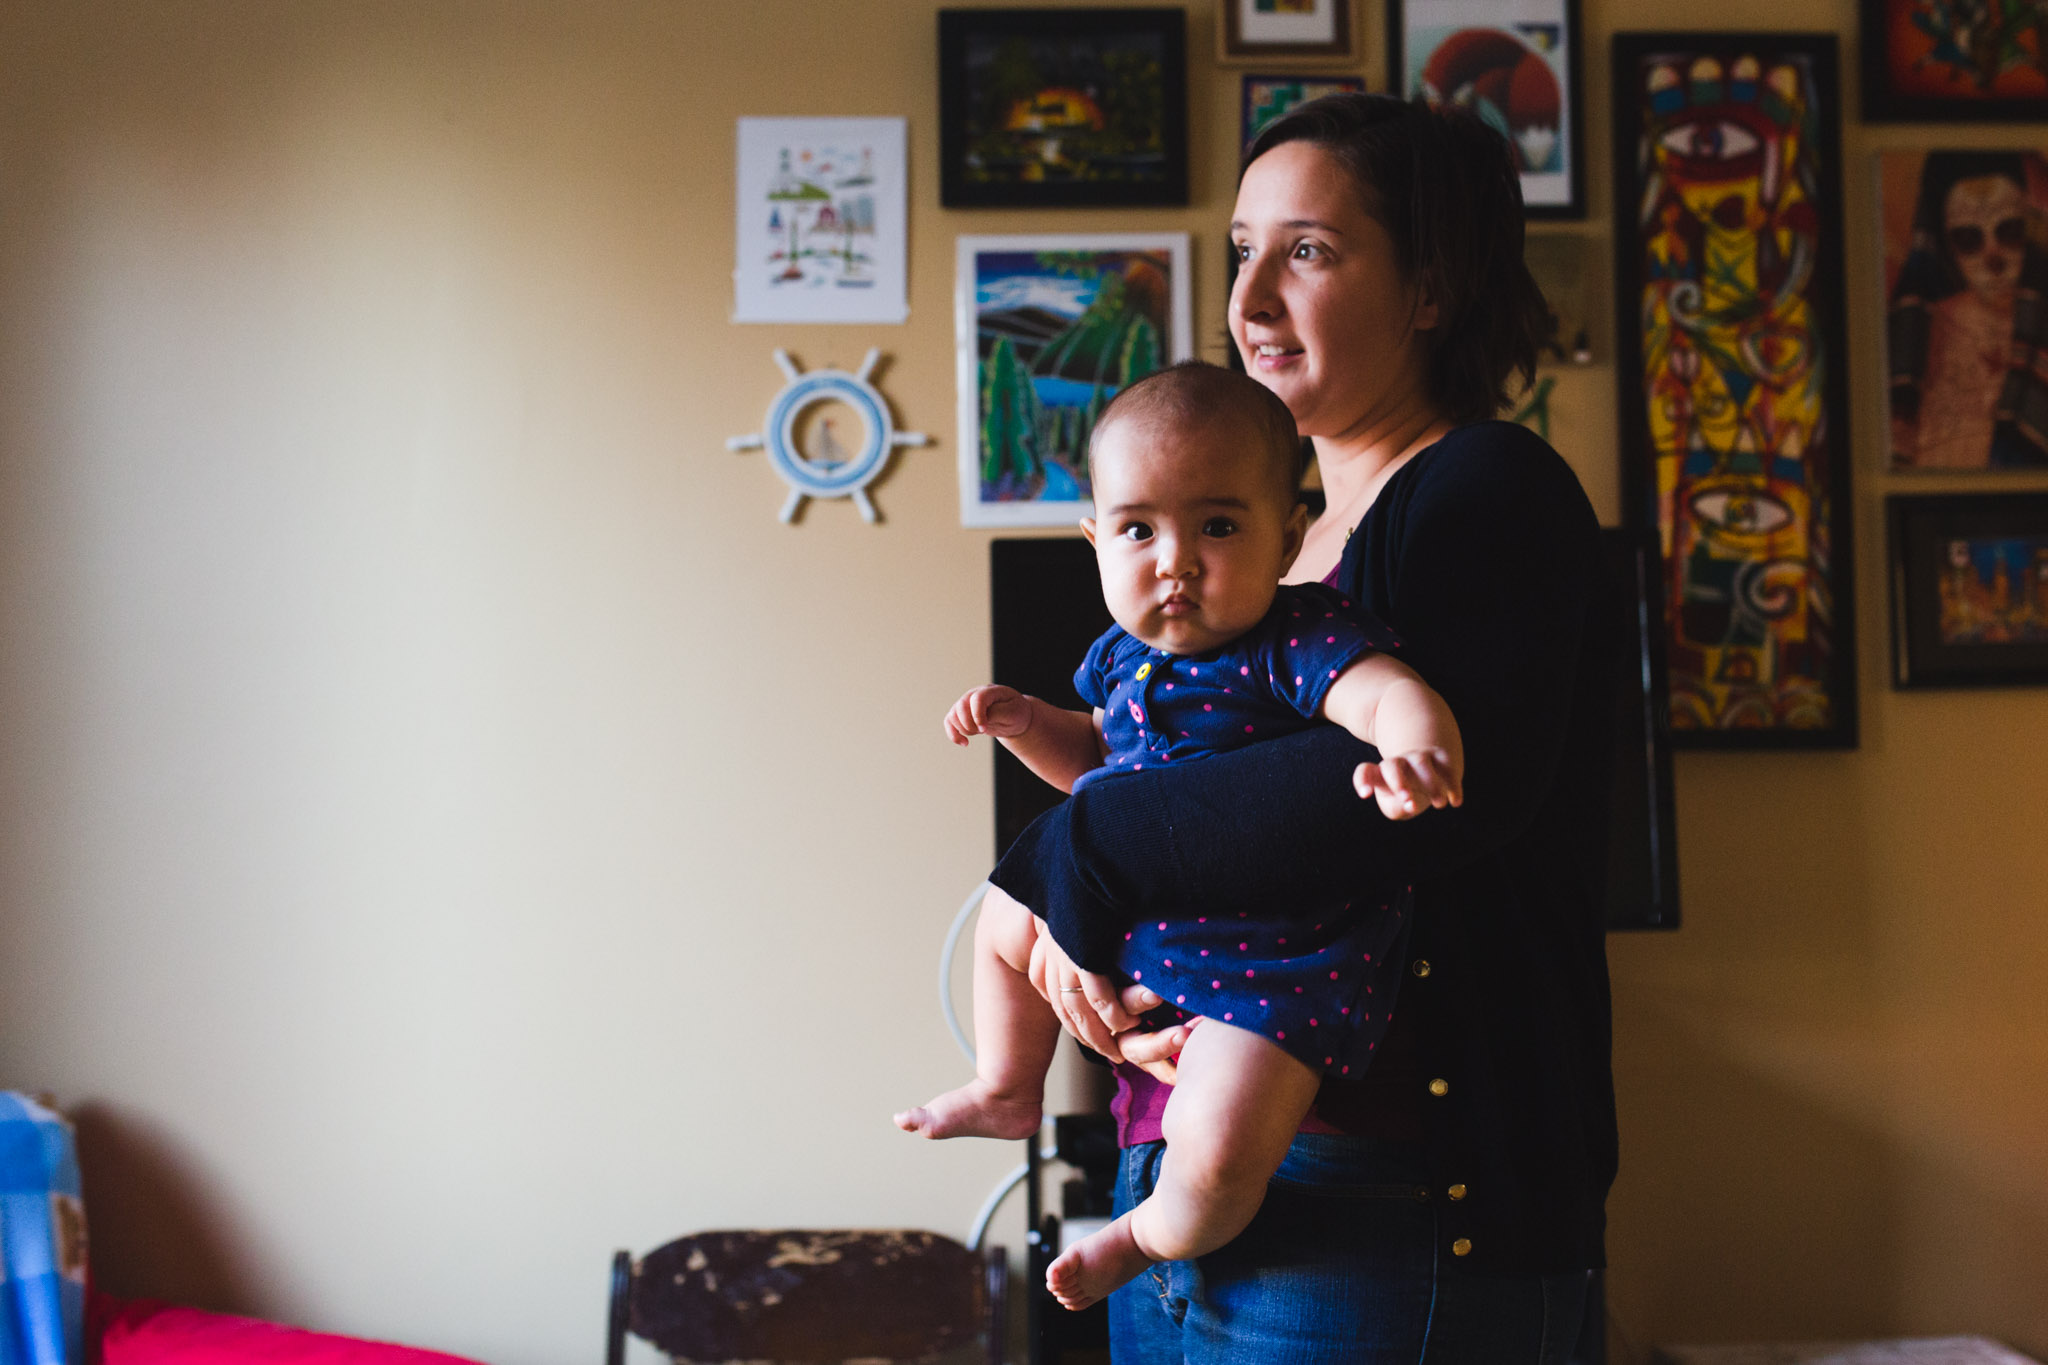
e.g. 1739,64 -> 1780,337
894,885 -> 1062,1140
1045,1019 -> 1321,1311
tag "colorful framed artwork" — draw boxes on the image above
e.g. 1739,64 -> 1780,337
1880,149 -> 2048,471
1888,493 -> 2048,686
1220,0 -> 1357,63
1861,0 -> 2048,121
1612,33 -> 1858,748
955,234 -> 1192,528
1241,74 -> 1368,151
731,118 -> 908,324
938,9 -> 1188,209
1388,0 -> 1584,218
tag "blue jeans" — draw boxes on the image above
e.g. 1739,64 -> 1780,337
1107,1136 -> 1589,1365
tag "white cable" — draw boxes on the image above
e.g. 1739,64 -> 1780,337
939,881 -> 987,1064
967,1144 -> 1058,1252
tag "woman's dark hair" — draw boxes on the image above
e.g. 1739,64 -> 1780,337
1241,93 -> 1548,426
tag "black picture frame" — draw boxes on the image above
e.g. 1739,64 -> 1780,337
1859,0 -> 2048,123
938,8 -> 1189,210
1611,33 -> 1858,750
1386,0 -> 1586,220
1887,493 -> 2048,688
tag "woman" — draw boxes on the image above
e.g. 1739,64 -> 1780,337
987,94 -> 1616,1362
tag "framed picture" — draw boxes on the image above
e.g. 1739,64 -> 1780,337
1388,0 -> 1584,218
1612,33 -> 1858,748
938,9 -> 1188,209
955,234 -> 1192,528
1220,0 -> 1357,63
1879,149 -> 2048,471
1241,74 -> 1367,151
732,118 -> 908,324
1860,0 -> 2048,121
1888,493 -> 2048,687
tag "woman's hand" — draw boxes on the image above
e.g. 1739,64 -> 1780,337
1027,918 -> 1134,1059
1027,922 -> 1193,1083
1113,993 -> 1193,1085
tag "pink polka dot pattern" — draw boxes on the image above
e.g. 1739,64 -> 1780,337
1057,582 -> 1413,1075
1117,884 -> 1415,1077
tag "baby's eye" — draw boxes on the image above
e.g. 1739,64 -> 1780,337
1119,522 -> 1154,542
1202,517 -> 1238,538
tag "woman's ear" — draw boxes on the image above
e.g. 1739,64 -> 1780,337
1412,271 -> 1442,333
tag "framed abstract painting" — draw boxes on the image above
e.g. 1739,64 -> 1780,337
1612,33 -> 1858,748
1888,492 -> 2048,686
1861,0 -> 2048,121
938,8 -> 1188,208
1879,148 -> 2048,470
1241,74 -> 1368,151
1388,0 -> 1585,218
955,233 -> 1192,527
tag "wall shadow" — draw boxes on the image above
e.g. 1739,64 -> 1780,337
71,1101 -> 261,1314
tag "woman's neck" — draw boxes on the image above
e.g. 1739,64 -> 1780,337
1288,405 -> 1453,582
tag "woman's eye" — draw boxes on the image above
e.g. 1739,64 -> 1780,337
1120,522 -> 1153,542
1291,241 -> 1323,260
1232,241 -> 1251,263
1202,518 -> 1238,537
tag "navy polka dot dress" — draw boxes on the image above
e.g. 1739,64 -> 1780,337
1072,582 -> 1414,1076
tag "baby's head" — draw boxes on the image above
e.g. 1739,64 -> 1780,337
1081,361 -> 1309,656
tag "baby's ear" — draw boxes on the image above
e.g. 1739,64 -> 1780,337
1277,502 -> 1309,571
1079,516 -> 1098,547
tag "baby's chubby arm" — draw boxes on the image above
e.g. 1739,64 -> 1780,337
1318,655 -> 1465,821
945,686 -> 1106,794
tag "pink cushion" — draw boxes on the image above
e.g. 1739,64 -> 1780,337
93,1295 -> 488,1365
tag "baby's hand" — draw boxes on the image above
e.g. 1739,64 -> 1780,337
945,685 -> 1033,746
1354,748 -> 1463,820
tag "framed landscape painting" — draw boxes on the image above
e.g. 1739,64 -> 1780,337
955,234 -> 1192,528
1612,33 -> 1858,748
1388,0 -> 1584,217
1861,0 -> 2048,121
938,8 -> 1188,208
1888,493 -> 2048,686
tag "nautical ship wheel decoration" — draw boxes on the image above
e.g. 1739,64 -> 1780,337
726,349 -> 929,524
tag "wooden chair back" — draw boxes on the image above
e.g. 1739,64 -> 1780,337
606,1229 -> 1006,1365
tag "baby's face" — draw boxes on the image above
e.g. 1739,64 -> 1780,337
1082,413 -> 1307,656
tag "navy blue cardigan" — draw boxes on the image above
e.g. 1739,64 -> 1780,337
991,421 -> 1619,1275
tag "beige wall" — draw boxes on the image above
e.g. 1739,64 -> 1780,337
0,2 -> 2042,1363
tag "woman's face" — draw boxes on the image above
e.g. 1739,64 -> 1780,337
1229,140 -> 1438,441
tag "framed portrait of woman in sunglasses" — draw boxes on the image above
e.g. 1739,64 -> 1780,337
1880,149 -> 2048,471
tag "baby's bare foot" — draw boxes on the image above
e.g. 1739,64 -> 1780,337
1046,1215 -> 1153,1312
893,1079 -> 1041,1140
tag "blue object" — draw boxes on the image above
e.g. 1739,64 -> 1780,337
0,1093 -> 85,1365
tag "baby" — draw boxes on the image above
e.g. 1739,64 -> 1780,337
896,361 -> 1462,1311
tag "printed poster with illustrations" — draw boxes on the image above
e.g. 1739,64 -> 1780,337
1401,0 -> 1575,211
733,117 -> 907,324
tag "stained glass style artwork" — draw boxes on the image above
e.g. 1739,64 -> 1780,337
1613,34 -> 1857,747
